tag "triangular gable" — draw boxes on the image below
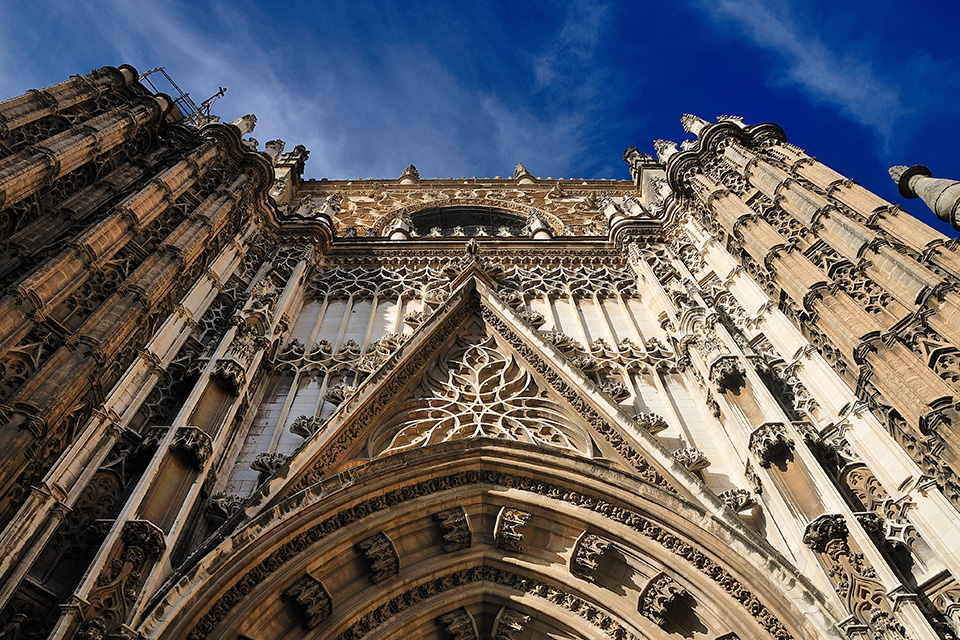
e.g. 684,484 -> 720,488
237,270 -> 720,522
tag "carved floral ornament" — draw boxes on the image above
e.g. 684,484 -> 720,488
159,441 -> 832,640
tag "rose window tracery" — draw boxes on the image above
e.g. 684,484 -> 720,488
372,326 -> 590,457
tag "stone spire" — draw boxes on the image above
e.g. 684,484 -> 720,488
890,164 -> 960,231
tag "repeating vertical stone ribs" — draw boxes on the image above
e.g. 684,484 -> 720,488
76,519 -> 166,639
282,574 -> 332,629
494,506 -> 531,552
433,506 -> 471,553
802,514 -> 891,626
355,531 -> 399,583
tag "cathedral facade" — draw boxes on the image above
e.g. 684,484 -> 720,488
0,65 -> 959,640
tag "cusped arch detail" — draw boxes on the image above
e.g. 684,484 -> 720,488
139,441 -> 844,640
371,198 -> 564,236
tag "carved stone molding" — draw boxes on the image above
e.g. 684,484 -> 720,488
187,468 -> 792,640
709,355 -> 746,393
571,532 -> 611,580
719,488 -> 755,513
78,520 -> 166,639
355,531 -> 399,583
639,573 -> 689,628
748,422 -> 794,468
283,574 -> 332,629
803,514 -> 888,623
169,425 -> 213,469
493,607 -> 531,640
251,452 -> 288,475
674,447 -> 710,471
437,607 -> 478,640
434,506 -> 472,553
494,506 -> 531,552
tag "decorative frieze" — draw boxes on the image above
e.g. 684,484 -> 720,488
355,531 -> 399,583
434,506 -> 472,553
283,574 -> 332,629
494,506 -> 532,552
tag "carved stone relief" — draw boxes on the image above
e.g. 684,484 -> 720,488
355,531 -> 399,583
494,507 -> 531,553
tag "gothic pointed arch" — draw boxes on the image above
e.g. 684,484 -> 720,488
138,441 -> 845,640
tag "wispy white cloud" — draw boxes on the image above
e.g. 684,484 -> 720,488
0,0 -> 618,181
695,0 -> 906,146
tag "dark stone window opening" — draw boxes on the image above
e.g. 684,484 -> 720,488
410,206 -> 527,237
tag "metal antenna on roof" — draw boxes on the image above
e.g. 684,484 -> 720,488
139,66 -> 226,126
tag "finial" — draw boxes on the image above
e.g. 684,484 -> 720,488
680,114 -> 709,136
716,115 -> 745,128
514,162 -> 535,184
399,164 -> 420,184
264,139 -> 285,162
888,166 -> 909,183
229,114 -> 257,135
653,140 -> 680,163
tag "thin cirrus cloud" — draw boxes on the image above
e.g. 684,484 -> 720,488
0,0 -> 618,182
695,0 -> 907,148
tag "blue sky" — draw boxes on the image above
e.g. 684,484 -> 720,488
2,0 -> 959,235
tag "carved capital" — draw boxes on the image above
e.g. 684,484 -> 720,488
289,415 -> 322,438
493,607 -> 531,640
634,412 -> 669,435
803,514 -> 849,553
571,532 -> 611,580
211,358 -> 246,394
283,574 -> 332,629
121,519 -> 165,559
709,355 -> 746,393
639,573 -> 688,628
437,607 -> 478,640
674,447 -> 710,471
748,422 -> 794,468
169,426 -> 213,469
494,506 -> 531,552
719,488 -> 756,513
434,506 -> 472,553
251,452 -> 288,475
355,531 -> 399,583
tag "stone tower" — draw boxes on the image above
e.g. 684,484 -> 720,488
0,67 -> 958,640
